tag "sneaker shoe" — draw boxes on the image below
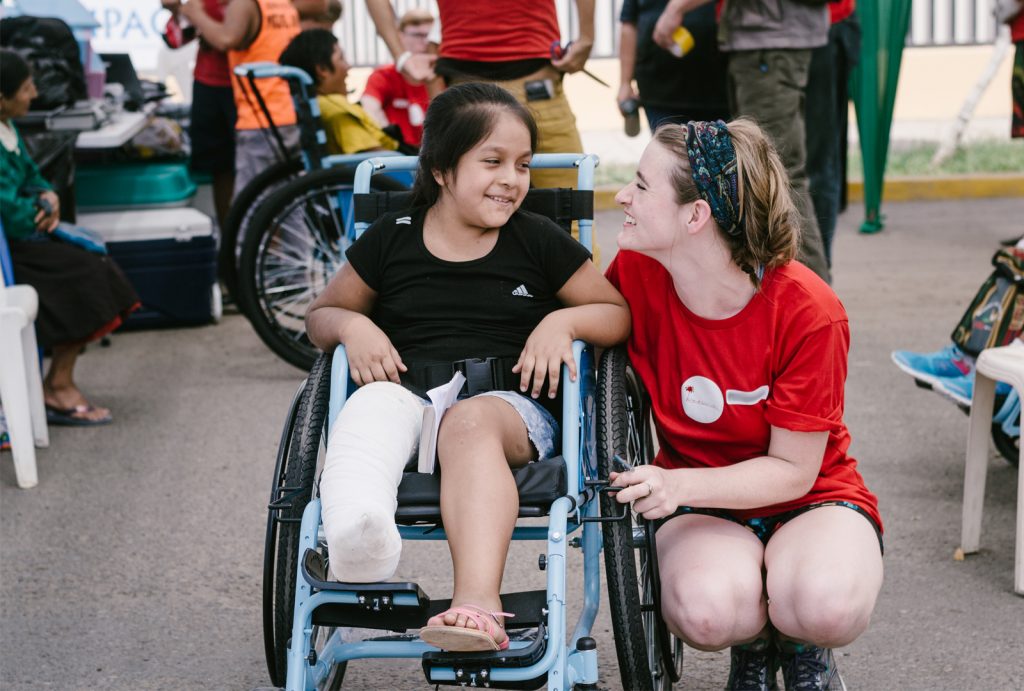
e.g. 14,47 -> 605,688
933,373 -> 1012,410
891,344 -> 974,388
726,641 -> 779,691
778,646 -> 845,691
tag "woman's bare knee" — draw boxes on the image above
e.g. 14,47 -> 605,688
661,572 -> 766,650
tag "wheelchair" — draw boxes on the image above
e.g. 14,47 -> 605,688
224,63 -> 412,370
261,155 -> 682,690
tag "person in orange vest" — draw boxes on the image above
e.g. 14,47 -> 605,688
181,0 -> 327,196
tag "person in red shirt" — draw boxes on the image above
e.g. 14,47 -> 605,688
605,119 -> 883,691
360,8 -> 432,147
161,0 -> 236,231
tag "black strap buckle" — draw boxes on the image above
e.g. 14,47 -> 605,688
454,357 -> 507,396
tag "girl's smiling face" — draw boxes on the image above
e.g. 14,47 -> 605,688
614,140 -> 692,255
434,110 -> 532,231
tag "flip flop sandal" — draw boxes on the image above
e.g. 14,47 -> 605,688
420,604 -> 514,651
45,404 -> 113,427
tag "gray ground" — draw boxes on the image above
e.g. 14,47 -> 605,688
2,197 -> 1023,690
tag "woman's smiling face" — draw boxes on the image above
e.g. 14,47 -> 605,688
613,140 -> 690,254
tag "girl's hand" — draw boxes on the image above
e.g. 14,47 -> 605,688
34,191 -> 60,232
343,317 -> 407,386
513,312 -> 576,399
610,466 -> 678,520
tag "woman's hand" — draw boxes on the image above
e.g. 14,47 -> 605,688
342,316 -> 407,386
513,311 -> 576,399
610,465 -> 679,520
34,190 -> 60,232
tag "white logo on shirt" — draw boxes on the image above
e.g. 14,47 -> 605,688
681,376 -> 724,423
726,386 -> 770,405
512,284 -> 534,298
395,216 -> 412,225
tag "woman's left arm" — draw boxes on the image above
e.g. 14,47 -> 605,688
513,260 -> 631,399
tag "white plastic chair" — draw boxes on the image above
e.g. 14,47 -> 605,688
0,282 -> 48,488
961,343 -> 1024,595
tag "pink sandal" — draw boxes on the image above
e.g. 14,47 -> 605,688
420,604 -> 514,651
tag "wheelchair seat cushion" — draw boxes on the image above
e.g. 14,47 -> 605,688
395,456 -> 567,523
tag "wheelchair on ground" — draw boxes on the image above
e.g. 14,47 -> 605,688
224,64 -> 412,370
262,155 -> 682,690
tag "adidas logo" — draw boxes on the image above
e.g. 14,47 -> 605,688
512,284 -> 534,298
395,216 -> 412,225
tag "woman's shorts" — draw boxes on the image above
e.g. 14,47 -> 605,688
656,500 -> 884,555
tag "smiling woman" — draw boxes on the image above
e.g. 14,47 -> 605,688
605,118 -> 884,690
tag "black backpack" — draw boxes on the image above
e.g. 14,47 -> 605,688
0,15 -> 87,110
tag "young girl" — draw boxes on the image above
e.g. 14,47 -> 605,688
305,82 -> 630,652
606,119 -> 883,690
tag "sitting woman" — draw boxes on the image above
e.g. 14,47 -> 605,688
606,119 -> 883,690
306,82 -> 629,651
0,50 -> 139,426
279,28 -> 415,155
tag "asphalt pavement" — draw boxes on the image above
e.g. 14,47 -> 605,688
2,196 -> 1023,690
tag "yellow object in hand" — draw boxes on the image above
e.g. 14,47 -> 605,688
670,27 -> 695,58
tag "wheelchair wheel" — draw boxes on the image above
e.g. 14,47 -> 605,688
991,424 -> 1020,467
597,346 -> 682,691
262,354 -> 345,687
220,157 -> 303,301
237,165 -> 407,371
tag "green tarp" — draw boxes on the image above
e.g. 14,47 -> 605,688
850,0 -> 913,233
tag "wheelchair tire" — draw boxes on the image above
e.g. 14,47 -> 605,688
597,346 -> 682,691
991,424 -> 1020,467
237,165 -> 408,371
220,157 -> 304,302
264,354 -> 346,688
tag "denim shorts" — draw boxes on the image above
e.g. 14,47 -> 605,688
477,390 -> 560,460
418,390 -> 560,461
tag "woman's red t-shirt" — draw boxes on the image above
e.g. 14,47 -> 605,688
606,251 -> 882,531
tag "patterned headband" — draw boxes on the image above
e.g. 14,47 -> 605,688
684,120 -> 743,237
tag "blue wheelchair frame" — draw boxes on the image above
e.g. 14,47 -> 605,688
281,154 -> 613,690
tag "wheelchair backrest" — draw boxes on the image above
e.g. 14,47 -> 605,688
353,187 -> 594,236
351,153 -> 599,251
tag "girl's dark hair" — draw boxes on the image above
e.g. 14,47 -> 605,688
279,29 -> 337,87
410,82 -> 538,207
0,49 -> 31,99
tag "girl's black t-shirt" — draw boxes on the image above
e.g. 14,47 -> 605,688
345,205 -> 591,365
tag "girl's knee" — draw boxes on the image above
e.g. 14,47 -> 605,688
436,399 -> 501,459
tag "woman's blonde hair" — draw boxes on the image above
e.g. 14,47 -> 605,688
653,118 -> 799,288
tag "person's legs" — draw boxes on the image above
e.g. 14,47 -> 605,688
656,513 -> 768,650
728,49 -> 830,283
764,505 -> 883,648
804,36 -> 840,267
43,343 -> 110,422
319,381 -> 424,582
424,396 -> 537,647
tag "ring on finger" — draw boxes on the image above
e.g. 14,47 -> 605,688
644,481 -> 653,498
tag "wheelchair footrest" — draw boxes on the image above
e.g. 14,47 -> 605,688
303,549 -> 430,630
422,623 -> 548,689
